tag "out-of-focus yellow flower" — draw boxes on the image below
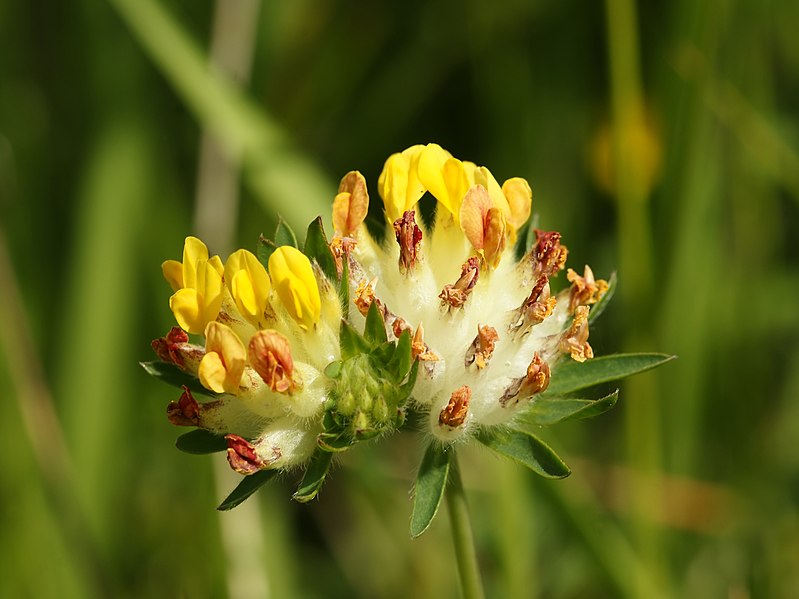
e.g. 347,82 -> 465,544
198,322 -> 247,394
224,249 -> 271,329
378,145 -> 426,223
268,246 -> 321,330
163,237 -> 225,334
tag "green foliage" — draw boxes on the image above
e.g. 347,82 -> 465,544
175,429 -> 228,454
476,427 -> 571,479
304,217 -> 338,283
273,217 -> 298,249
217,470 -> 279,511
293,449 -> 334,503
546,353 -> 675,396
140,361 -> 219,397
523,391 -> 619,426
411,442 -> 450,537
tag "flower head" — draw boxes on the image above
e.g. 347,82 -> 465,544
150,143 -> 616,506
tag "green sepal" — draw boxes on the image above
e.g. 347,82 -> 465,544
339,319 -> 371,360
588,271 -> 617,324
140,361 -> 219,398
371,341 -> 396,365
410,442 -> 450,538
274,216 -> 298,248
339,258 -> 350,320
546,353 -> 676,396
324,360 -> 343,379
256,234 -> 277,268
523,390 -> 619,426
363,301 -> 388,345
317,430 -> 354,453
387,329 -> 413,380
293,449 -> 334,503
303,217 -> 338,283
217,469 -> 278,511
476,427 -> 570,479
398,359 -> 419,402
175,429 -> 227,454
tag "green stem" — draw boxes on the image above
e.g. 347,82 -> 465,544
445,455 -> 485,599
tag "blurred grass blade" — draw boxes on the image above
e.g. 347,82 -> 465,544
410,442 -> 450,538
140,361 -> 219,397
546,353 -> 675,396
108,0 -> 333,230
476,428 -> 570,479
176,429 -> 227,454
523,390 -> 619,426
217,469 -> 278,511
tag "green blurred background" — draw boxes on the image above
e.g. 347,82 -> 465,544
2,0 -> 798,597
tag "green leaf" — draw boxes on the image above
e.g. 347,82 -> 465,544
274,216 -> 298,248
364,301 -> 388,345
410,442 -> 450,538
546,353 -> 675,396
339,257 -> 350,320
388,329 -> 413,380
140,361 -> 218,397
217,469 -> 278,511
588,271 -> 617,324
304,217 -> 338,283
476,428 -> 570,479
523,390 -> 619,426
175,429 -> 228,454
256,234 -> 277,268
293,449 -> 334,503
339,319 -> 371,360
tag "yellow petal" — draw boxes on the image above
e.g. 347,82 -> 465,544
162,259 -> 184,292
377,145 -> 426,222
208,255 -> 224,277
169,287 -> 203,334
483,207 -> 507,268
196,259 -> 225,330
473,166 -> 510,219
418,145 -> 469,220
459,185 -> 492,251
268,246 -> 321,330
333,171 -> 369,236
182,236 -> 210,289
203,322 -> 246,394
225,249 -> 271,327
502,177 -> 532,231
198,352 -> 227,394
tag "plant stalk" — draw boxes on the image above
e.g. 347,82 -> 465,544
446,455 -> 485,599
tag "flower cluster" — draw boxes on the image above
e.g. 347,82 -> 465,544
149,143 -> 613,504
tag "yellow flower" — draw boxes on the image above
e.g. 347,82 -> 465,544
163,237 -> 225,334
224,249 -> 272,329
198,322 -> 247,394
268,246 -> 321,330
378,144 -> 426,223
